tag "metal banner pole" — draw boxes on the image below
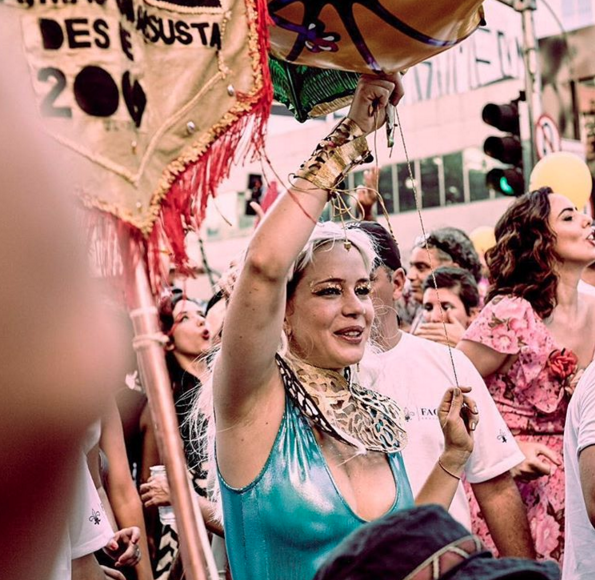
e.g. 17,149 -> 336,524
519,0 -> 543,170
128,256 -> 218,580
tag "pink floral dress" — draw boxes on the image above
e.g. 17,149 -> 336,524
462,295 -> 578,563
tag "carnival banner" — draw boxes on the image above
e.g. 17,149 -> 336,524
5,0 -> 270,281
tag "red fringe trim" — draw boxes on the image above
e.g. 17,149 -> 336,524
146,0 -> 273,293
90,0 -> 273,299
82,210 -> 144,306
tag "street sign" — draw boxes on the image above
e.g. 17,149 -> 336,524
535,114 -> 562,159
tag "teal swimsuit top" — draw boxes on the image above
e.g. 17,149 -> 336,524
218,393 -> 414,580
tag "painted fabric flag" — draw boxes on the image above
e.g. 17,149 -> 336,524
6,0 -> 272,285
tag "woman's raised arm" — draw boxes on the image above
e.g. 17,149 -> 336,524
215,75 -> 403,424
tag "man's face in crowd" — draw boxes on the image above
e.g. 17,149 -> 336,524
422,286 -> 474,328
407,247 -> 453,303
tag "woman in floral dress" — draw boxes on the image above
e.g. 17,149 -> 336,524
459,187 -> 595,563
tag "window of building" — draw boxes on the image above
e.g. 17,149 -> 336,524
468,169 -> 490,201
443,152 -> 465,205
464,148 -> 491,201
420,157 -> 441,208
351,149 -> 492,215
378,165 -> 395,213
397,162 -> 418,212
352,171 -> 365,188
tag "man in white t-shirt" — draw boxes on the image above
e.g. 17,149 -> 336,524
353,221 -> 535,558
563,362 -> 595,579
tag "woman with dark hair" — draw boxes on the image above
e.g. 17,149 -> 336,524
459,187 -> 595,563
202,75 -> 479,580
157,290 -> 212,473
139,290 -> 225,579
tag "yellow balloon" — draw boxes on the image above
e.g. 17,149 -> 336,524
529,152 -> 593,209
469,226 -> 496,255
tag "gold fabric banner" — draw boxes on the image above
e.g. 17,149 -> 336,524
7,0 -> 266,235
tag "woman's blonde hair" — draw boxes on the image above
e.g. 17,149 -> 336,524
287,221 -> 377,299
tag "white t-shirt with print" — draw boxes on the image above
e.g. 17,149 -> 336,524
70,452 -> 114,559
49,451 -> 114,580
359,332 -> 524,528
563,361 -> 595,580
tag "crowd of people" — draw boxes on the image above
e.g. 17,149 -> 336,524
11,66 -> 595,580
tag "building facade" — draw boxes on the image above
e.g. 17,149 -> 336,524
190,1 -> 595,297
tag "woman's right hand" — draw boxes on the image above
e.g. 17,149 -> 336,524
438,386 -> 478,474
511,440 -> 561,481
139,475 -> 171,508
347,72 -> 404,135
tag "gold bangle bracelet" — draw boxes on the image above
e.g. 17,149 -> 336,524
437,458 -> 462,481
295,117 -> 372,193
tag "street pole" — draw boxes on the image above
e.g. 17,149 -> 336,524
497,0 -> 543,179
127,250 -> 219,580
518,0 -> 542,172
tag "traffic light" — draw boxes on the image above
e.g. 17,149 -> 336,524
482,100 -> 525,196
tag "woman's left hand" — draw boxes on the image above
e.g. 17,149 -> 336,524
414,307 -> 467,347
566,367 -> 585,398
438,386 -> 478,472
104,526 -> 142,568
414,320 -> 466,348
347,72 -> 404,135
510,440 -> 560,481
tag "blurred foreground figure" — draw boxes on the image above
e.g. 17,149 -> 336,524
314,504 -> 560,580
0,22 -> 127,580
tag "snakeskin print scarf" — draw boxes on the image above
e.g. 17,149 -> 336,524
276,354 -> 407,453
